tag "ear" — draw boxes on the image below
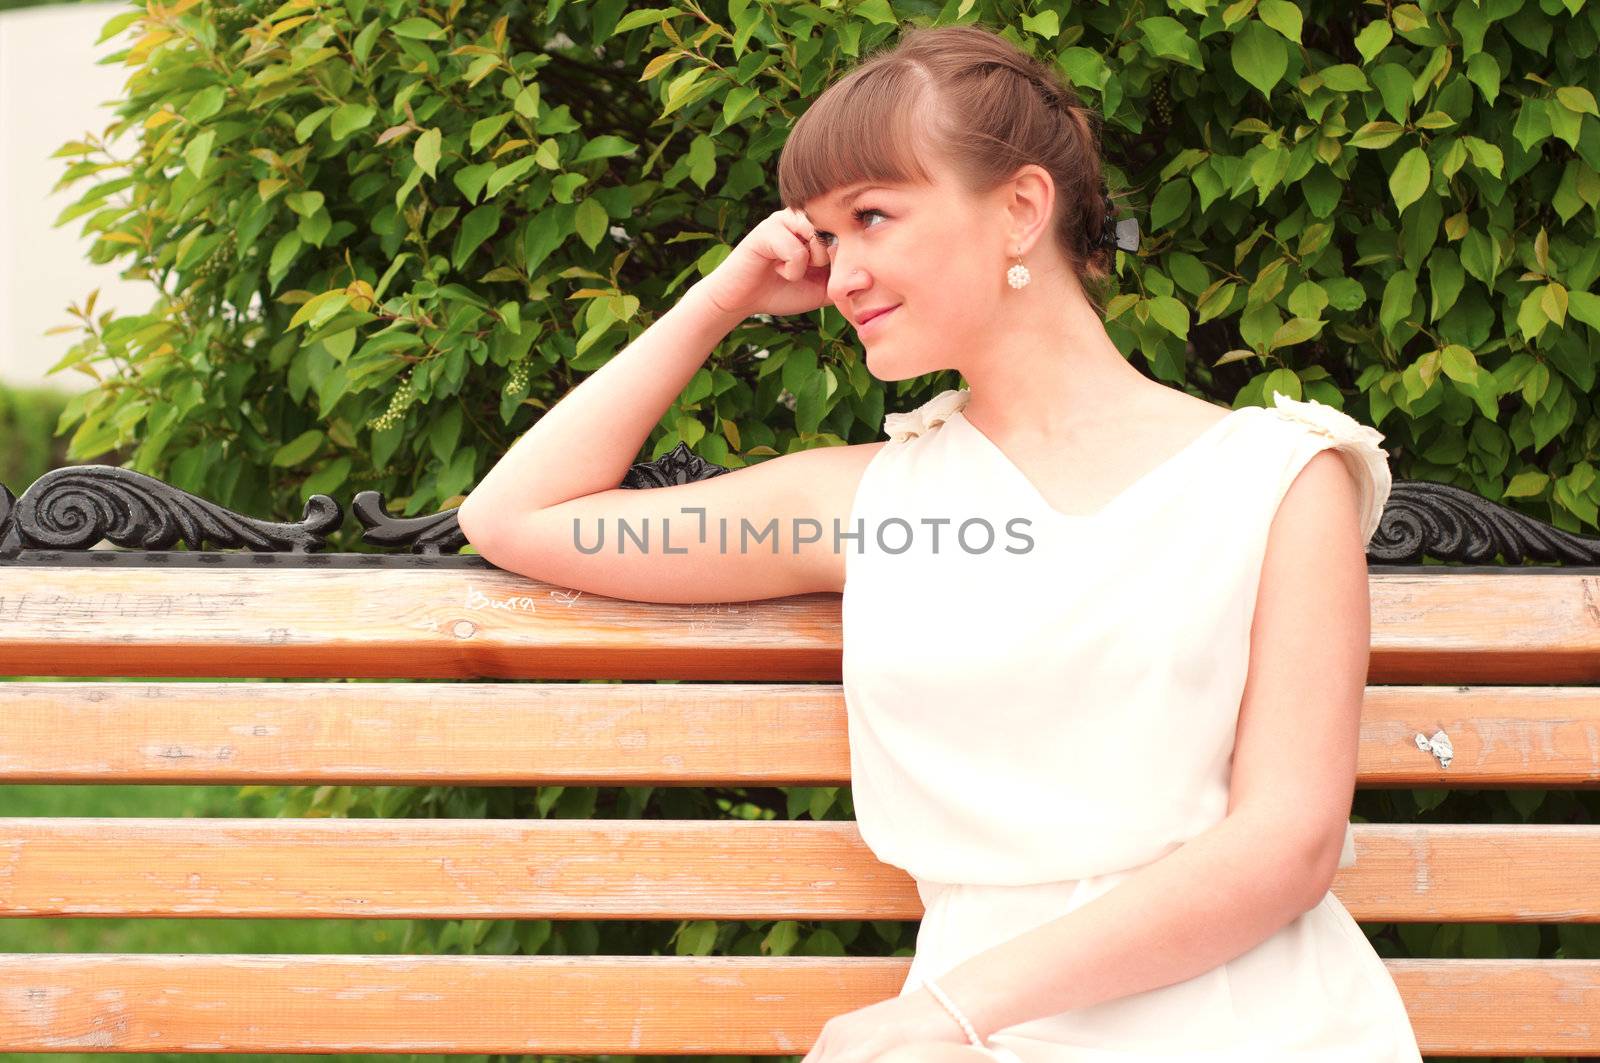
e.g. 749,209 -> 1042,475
1002,164 -> 1055,258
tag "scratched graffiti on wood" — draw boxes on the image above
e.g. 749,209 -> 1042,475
0,591 -> 255,622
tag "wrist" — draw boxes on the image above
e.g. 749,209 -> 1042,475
921,979 -> 986,1046
682,279 -> 747,332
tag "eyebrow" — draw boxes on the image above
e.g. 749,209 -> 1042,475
806,184 -> 896,219
803,184 -> 892,229
829,183 -> 890,206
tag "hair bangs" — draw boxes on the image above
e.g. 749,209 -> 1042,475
777,62 -> 943,215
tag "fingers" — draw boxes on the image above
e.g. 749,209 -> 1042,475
771,208 -> 824,280
786,208 -> 829,270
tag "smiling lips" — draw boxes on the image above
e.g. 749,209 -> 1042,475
856,304 -> 899,328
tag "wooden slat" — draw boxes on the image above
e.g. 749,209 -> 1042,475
2,818 -> 1595,923
3,567 -> 1600,682
0,953 -> 1594,1055
4,681 -> 1597,787
0,567 -> 840,681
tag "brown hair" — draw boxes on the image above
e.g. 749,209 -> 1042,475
777,23 -> 1120,306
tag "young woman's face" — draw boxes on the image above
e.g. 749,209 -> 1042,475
801,157 -> 1009,382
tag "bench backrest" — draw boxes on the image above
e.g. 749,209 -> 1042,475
1,460 -> 1598,1057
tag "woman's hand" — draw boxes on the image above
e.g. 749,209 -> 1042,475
696,207 -> 832,321
799,987 -> 973,1063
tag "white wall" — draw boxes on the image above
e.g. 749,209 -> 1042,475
0,1 -> 152,393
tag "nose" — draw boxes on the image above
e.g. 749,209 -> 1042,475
826,252 -> 868,313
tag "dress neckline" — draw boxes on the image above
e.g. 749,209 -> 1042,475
948,404 -> 1257,522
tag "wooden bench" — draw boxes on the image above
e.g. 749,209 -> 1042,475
1,457 -> 1598,1058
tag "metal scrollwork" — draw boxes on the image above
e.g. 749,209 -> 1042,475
3,457 -> 1594,566
0,464 -> 342,560
350,443 -> 731,553
1368,480 -> 1600,565
620,442 -> 733,489
350,492 -> 468,555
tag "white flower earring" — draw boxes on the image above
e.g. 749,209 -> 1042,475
1006,247 -> 1031,289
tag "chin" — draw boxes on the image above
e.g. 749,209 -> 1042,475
865,347 -> 941,384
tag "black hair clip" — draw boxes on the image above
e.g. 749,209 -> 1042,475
1099,192 -> 1140,254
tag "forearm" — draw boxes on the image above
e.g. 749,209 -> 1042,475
457,279 -> 745,532
935,813 -> 1330,1040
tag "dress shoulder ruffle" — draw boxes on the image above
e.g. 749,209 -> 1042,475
1262,391 -> 1394,546
883,388 -> 971,443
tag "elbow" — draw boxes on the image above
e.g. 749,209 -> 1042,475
454,499 -> 498,558
1297,823 -> 1346,909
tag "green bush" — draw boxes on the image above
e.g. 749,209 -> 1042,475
42,0 -> 1600,543
0,0 -> 99,12
31,3 -> 1600,1056
0,382 -> 79,494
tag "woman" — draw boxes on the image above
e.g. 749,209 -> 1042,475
457,21 -> 1420,1063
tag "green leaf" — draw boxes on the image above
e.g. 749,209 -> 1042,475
302,456 -> 352,498
414,128 -> 443,179
184,129 -> 215,180
391,17 -> 445,40
469,113 -> 513,153
1320,64 -> 1370,92
296,105 -> 336,143
1348,121 -> 1404,149
851,0 -> 897,26
1147,295 -> 1189,339
452,204 -> 503,269
614,7 -> 678,33
1269,317 -> 1324,351
485,155 -> 540,199
188,85 -> 227,123
1139,17 -> 1204,69
272,429 -> 324,467
1427,247 -> 1465,320
1389,146 -> 1430,213
1380,267 -> 1418,334
285,190 -> 324,217
1150,179 -> 1193,231
330,103 -> 375,141
1324,277 -> 1366,311
1556,86 -> 1599,116
352,19 -> 381,65
1021,10 -> 1059,37
1354,20 -> 1392,63
269,231 -> 303,289
1231,21 -> 1288,99
575,197 -> 609,250
453,161 -> 495,204
1459,229 -> 1497,284
1516,289 -> 1548,341
1257,0 -> 1302,42
297,207 -> 332,247
1466,52 -> 1500,105
429,405 -> 462,464
573,134 -> 637,163
1568,289 -> 1600,332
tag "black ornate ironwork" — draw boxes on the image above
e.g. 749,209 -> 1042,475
618,441 -> 733,489
0,464 -> 342,561
349,491 -> 468,556
1,456 -> 1596,568
348,442 -> 732,554
1368,479 -> 1600,565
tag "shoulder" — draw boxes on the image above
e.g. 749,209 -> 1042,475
1255,391 -> 1393,547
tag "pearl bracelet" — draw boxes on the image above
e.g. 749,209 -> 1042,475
923,976 -> 986,1048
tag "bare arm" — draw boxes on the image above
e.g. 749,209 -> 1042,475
456,279 -> 745,539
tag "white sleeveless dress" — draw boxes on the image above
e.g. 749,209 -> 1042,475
839,387 -> 1421,1062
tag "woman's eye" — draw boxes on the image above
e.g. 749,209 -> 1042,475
816,208 -> 884,249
